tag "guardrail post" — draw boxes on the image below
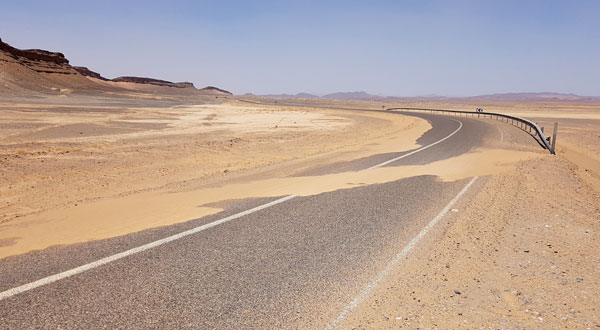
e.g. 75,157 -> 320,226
551,122 -> 558,153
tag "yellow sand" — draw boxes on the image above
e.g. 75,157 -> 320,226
0,148 -> 540,259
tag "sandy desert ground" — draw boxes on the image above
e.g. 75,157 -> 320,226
318,100 -> 600,329
1,95 -> 435,257
1,95 -> 599,328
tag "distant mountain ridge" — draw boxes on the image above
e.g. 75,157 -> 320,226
260,92 -> 319,99
465,92 -> 600,103
259,91 -> 600,103
322,91 -> 384,100
259,91 -> 383,100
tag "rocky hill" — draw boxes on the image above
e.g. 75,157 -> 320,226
111,76 -> 196,89
198,86 -> 232,94
0,45 -> 67,64
72,66 -> 108,80
0,38 -> 231,97
0,39 -> 73,74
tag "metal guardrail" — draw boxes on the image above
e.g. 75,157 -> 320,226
386,107 -> 556,154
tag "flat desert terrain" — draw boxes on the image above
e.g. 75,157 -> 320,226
1,94 -> 599,328
1,95 -> 433,257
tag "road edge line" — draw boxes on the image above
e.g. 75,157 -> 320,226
368,118 -> 463,169
326,176 -> 479,329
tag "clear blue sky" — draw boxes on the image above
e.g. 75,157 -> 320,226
1,0 -> 599,96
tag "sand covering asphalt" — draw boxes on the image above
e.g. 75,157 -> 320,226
1,97 -> 599,328
341,151 -> 600,329
327,103 -> 600,329
0,147 -> 540,258
1,101 -> 430,258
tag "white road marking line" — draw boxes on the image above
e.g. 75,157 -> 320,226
326,176 -> 479,329
367,118 -> 463,169
0,194 -> 298,302
497,125 -> 504,143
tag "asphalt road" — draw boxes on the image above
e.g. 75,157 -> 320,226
1,112 -> 509,329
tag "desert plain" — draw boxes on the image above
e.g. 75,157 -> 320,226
1,91 -> 599,328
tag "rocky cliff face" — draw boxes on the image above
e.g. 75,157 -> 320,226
0,37 -> 76,74
0,38 -> 232,96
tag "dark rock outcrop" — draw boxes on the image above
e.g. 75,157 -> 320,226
0,37 -> 75,74
0,38 -> 69,64
1,37 -> 232,95
112,76 -> 195,89
199,86 -> 232,95
73,66 -> 108,80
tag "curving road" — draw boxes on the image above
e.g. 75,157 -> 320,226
1,112 -> 512,329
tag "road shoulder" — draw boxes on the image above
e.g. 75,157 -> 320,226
343,153 -> 600,328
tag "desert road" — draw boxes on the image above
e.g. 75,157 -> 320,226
1,113 -> 501,329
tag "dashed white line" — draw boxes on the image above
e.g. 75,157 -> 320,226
326,176 -> 479,329
0,194 -> 298,301
368,118 -> 463,169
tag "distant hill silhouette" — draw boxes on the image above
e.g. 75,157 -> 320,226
321,91 -> 384,100
465,92 -> 600,103
259,91 -> 600,103
261,92 -> 318,99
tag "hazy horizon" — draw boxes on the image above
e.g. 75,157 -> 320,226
252,91 -> 600,98
1,1 -> 599,96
